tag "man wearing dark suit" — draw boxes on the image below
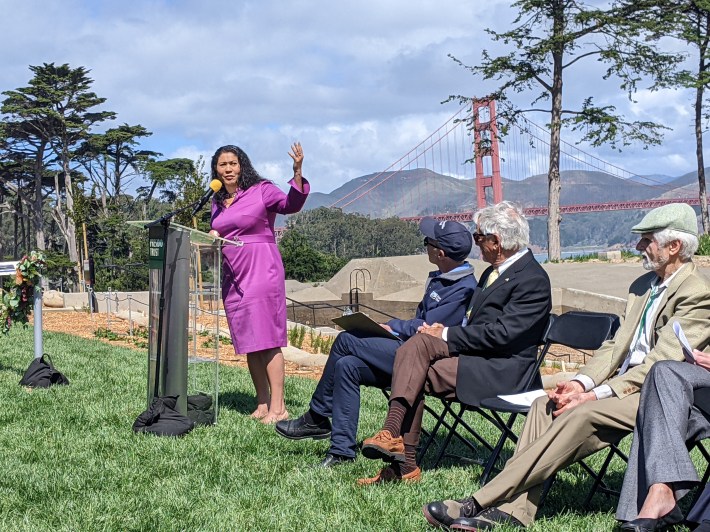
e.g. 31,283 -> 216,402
424,202 -> 710,531
358,200 -> 552,485
616,356 -> 710,531
274,218 -> 477,467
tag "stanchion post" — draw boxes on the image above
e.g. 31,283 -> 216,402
128,296 -> 134,338
106,287 -> 112,330
33,281 -> 43,359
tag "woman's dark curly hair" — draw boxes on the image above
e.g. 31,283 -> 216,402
211,145 -> 266,205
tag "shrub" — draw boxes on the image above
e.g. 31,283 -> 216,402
697,234 -> 710,256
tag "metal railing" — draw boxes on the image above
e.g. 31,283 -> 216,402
285,296 -> 398,328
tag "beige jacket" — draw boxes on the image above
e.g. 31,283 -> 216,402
577,262 -> 710,398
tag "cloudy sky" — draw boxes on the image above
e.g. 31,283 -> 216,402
0,0 -> 702,193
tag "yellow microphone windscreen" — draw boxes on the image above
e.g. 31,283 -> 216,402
210,180 -> 223,192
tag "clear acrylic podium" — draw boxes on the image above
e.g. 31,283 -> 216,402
128,221 -> 234,424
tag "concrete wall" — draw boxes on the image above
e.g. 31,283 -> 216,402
62,291 -> 151,315
553,287 -> 625,316
57,286 -> 627,327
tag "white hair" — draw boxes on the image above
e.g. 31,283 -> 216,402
653,228 -> 699,262
474,201 -> 530,252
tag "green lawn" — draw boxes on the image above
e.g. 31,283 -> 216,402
0,326 -> 702,531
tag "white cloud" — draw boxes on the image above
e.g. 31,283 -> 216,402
0,0 -> 705,198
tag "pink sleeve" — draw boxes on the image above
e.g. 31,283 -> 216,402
261,178 -> 310,214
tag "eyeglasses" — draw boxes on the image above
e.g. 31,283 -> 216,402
472,232 -> 495,243
424,238 -> 441,249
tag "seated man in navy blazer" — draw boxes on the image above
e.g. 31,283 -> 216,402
359,200 -> 552,484
274,218 -> 476,467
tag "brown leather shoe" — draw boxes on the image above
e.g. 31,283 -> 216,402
361,430 -> 405,462
357,466 -> 422,486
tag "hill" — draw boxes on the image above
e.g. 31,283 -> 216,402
291,167 -> 707,248
302,168 -> 697,216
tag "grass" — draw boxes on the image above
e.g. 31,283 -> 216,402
0,327 -> 704,531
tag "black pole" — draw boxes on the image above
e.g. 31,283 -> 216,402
151,218 -> 171,398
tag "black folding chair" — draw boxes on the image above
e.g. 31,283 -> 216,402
478,311 -> 621,485
379,386 -> 459,466
414,314 -> 557,470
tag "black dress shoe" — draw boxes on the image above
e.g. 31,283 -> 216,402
423,497 -> 481,528
316,453 -> 355,468
620,505 -> 684,532
274,413 -> 331,440
450,507 -> 524,531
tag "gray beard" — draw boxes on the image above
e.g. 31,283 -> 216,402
642,253 -> 668,272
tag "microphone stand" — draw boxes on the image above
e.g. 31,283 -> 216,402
144,198 -> 210,400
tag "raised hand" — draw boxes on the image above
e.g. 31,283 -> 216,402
288,142 -> 304,175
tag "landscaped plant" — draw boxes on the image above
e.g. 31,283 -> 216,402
0,251 -> 45,335
94,327 -> 121,341
310,332 -> 335,355
698,234 -> 710,256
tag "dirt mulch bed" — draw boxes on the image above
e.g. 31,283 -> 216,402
35,311 -> 325,380
34,311 -> 594,382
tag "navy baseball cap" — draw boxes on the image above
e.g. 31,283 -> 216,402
419,217 -> 473,261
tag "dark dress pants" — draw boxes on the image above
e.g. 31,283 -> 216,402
309,331 -> 402,458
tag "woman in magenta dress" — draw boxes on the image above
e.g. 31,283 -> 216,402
210,143 -> 309,424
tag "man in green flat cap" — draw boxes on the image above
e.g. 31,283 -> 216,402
423,203 -> 710,531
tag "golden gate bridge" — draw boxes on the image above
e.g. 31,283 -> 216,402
276,100 -> 705,236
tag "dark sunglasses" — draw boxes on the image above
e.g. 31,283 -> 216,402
424,237 -> 441,249
472,232 -> 495,243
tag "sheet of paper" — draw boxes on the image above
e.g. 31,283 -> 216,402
497,389 -> 548,407
673,321 -> 696,363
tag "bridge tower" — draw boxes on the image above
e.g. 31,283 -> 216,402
473,99 -> 503,209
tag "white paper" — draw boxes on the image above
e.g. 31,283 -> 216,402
497,389 -> 548,407
673,321 -> 696,363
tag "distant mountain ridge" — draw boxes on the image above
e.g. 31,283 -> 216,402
302,168 -> 705,218
295,167 -> 707,248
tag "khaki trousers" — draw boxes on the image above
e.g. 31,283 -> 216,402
473,392 -> 640,525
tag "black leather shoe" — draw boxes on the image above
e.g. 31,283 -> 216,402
316,453 -> 355,468
620,505 -> 684,532
274,413 -> 331,440
422,497 -> 481,528
450,507 -> 524,530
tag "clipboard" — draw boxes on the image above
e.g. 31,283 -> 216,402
331,312 -> 399,340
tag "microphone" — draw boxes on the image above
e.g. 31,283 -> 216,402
191,179 -> 223,217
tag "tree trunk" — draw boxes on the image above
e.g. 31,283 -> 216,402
62,149 -> 80,290
696,15 -> 710,234
33,144 -> 47,251
13,191 -> 19,258
695,85 -> 708,234
547,0 -> 565,262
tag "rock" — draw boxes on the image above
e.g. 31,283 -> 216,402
598,250 -> 622,261
43,290 -> 64,308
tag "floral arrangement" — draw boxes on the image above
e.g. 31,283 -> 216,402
1,251 -> 45,335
